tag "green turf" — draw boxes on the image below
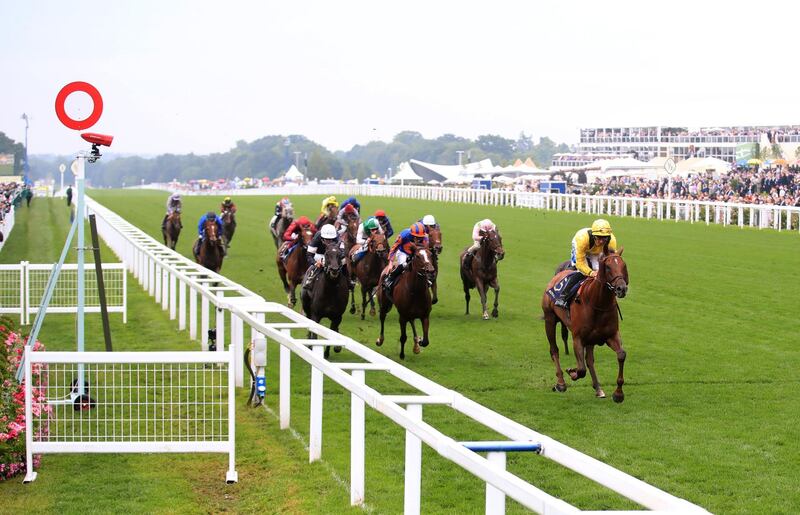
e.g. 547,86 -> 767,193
2,191 -> 799,514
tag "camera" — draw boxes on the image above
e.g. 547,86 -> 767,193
81,132 -> 114,162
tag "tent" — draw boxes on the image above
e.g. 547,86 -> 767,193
389,162 -> 424,185
283,165 -> 304,182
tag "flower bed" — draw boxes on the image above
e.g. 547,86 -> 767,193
0,317 -> 49,480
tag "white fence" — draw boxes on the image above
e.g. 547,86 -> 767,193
0,204 -> 16,253
0,261 -> 127,325
83,195 -> 709,514
153,182 -> 800,233
23,348 -> 237,483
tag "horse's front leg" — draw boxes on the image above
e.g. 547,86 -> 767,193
330,315 -> 343,354
544,312 -> 566,392
606,332 -> 626,403
476,279 -> 489,320
431,275 -> 438,305
399,317 -> 408,360
360,284 -> 368,320
490,278 -> 500,318
410,319 -> 421,355
585,345 -> 605,398
420,317 -> 430,348
567,335 -> 587,381
376,290 -> 389,347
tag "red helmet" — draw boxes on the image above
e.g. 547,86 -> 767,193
374,209 -> 386,217
409,222 -> 426,238
297,215 -> 311,225
343,204 -> 357,214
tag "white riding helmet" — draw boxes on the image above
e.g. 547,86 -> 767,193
320,224 -> 337,239
422,214 -> 436,226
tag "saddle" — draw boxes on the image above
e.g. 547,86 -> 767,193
279,241 -> 299,262
546,272 -> 589,306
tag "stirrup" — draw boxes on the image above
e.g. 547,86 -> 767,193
554,298 -> 568,308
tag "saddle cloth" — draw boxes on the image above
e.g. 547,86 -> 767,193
546,272 -> 587,302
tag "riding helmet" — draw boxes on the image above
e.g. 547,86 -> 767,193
409,222 -> 426,237
591,219 -> 612,236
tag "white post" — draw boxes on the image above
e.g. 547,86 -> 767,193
22,346 -> 37,483
201,294 -> 209,350
215,291 -> 225,353
178,280 -> 186,330
232,314 -> 244,387
161,268 -> 169,310
154,264 -> 162,301
148,258 -> 155,296
169,272 -> 177,320
309,344 -> 324,462
486,451 -> 507,514
189,287 -> 197,339
279,328 -> 291,429
404,403 -> 422,515
351,369 -> 365,506
226,350 -> 238,483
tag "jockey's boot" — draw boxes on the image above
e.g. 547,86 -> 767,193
383,264 -> 405,299
463,250 -> 474,270
193,238 -> 201,258
554,273 -> 582,308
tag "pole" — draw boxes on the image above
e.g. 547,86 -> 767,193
457,150 -> 464,166
293,151 -> 301,170
76,154 -> 86,394
89,214 -> 113,351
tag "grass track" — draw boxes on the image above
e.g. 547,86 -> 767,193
2,191 -> 799,514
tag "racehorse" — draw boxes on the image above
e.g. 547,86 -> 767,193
315,205 -> 338,230
276,225 -> 315,308
459,229 -> 504,320
350,232 -> 388,319
301,245 -> 350,359
271,203 -> 294,249
541,248 -> 629,402
195,217 -> 224,273
376,245 -> 436,359
221,209 -> 236,248
427,226 -> 443,304
162,211 -> 182,250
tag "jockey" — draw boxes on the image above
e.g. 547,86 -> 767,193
339,196 -> 361,214
220,196 -> 237,215
316,196 -> 339,228
269,197 -> 292,231
335,203 -> 360,233
193,211 -> 225,257
162,193 -> 183,230
383,222 -> 428,293
351,217 -> 383,265
463,219 -> 496,270
418,214 -> 438,233
303,224 -> 344,287
280,215 -> 316,260
553,218 -> 618,308
374,209 -> 394,238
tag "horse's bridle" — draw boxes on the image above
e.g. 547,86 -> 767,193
602,255 -> 627,293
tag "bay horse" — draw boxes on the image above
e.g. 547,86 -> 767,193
350,232 -> 388,319
221,209 -> 236,248
195,218 -> 224,273
541,248 -> 629,402
301,245 -> 350,359
276,225 -> 315,308
376,245 -> 436,359
271,203 -> 294,249
459,229 -> 504,320
427,226 -> 443,305
162,211 -> 182,250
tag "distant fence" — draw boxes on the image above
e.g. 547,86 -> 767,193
23,348 -> 237,483
0,204 -> 16,252
82,195 -> 709,514
0,261 -> 127,325
145,183 -> 800,233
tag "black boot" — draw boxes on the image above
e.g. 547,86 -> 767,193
463,250 -> 474,270
383,264 -> 404,299
554,273 -> 582,308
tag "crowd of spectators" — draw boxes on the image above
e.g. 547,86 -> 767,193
577,166 -> 800,206
580,126 -> 800,144
0,182 -> 23,221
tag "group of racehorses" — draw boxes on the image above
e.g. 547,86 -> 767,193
162,208 -> 236,273
162,198 -> 630,402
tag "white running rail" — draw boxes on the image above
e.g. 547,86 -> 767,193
83,195 -> 710,514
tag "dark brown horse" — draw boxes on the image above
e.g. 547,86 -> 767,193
270,203 -> 294,248
460,229 -> 504,320
427,226 -> 443,305
541,249 -> 629,402
221,209 -> 236,248
276,225 -> 315,308
162,211 -> 182,250
301,245 -> 350,359
350,232 -> 388,319
195,218 -> 224,273
376,245 -> 436,359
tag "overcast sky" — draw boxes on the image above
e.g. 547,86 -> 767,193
2,0 -> 799,157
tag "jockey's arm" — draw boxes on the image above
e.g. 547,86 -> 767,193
282,222 -> 297,241
197,217 -> 205,236
471,223 -> 482,241
571,232 -> 594,276
356,225 -> 367,244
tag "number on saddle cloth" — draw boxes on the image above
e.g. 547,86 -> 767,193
547,272 -> 585,302
280,242 -> 299,261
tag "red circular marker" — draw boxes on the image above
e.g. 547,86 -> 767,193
55,82 -> 104,130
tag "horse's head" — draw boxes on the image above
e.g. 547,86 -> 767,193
482,229 -> 504,262
221,210 -> 234,223
346,217 -> 359,237
323,244 -> 344,279
300,226 -> 315,245
204,218 -> 218,243
325,205 -> 338,219
368,232 -> 388,257
427,226 -> 443,255
410,244 -> 436,285
601,248 -> 629,298
283,204 -> 294,219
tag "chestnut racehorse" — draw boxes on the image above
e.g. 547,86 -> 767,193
427,226 -> 443,304
276,225 -> 315,308
459,229 -> 504,319
301,245 -> 350,359
350,232 -> 388,319
376,245 -> 435,359
541,248 -> 629,402
162,211 -> 181,250
195,218 -> 224,273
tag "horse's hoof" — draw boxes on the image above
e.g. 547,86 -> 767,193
399,352 -> 405,360
491,309 -> 498,318
612,391 -> 624,403
413,342 -> 420,354
420,338 -> 429,348
596,389 -> 606,398
369,309 -> 376,317
360,314 -> 365,321
552,383 -> 567,393
432,297 -> 438,305
334,346 -> 342,353
482,312 -> 489,320
375,338 -> 383,347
